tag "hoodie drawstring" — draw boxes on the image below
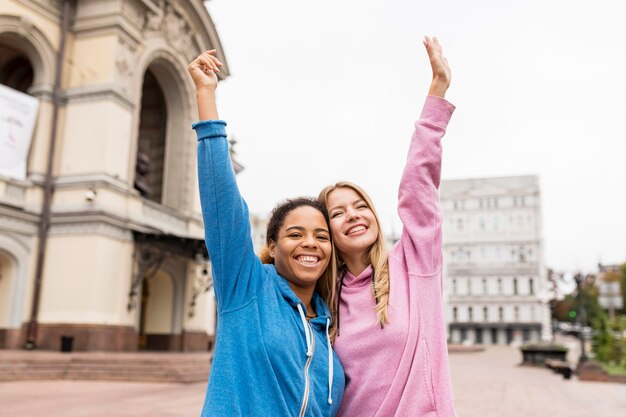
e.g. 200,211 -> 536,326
326,318 -> 333,405
297,304 -> 313,356
297,304 -> 335,406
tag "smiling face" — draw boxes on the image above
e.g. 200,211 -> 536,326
326,187 -> 379,260
268,206 -> 332,290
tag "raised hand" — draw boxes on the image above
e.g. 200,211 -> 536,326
423,36 -> 451,98
188,50 -> 223,93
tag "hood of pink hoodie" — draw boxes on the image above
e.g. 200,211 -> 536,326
342,265 -> 373,288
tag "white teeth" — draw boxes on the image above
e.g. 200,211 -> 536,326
347,225 -> 366,235
296,255 -> 319,265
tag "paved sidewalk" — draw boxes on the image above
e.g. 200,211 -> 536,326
1,344 -> 625,417
449,345 -> 626,417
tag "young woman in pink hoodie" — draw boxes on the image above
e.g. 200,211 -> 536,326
318,36 -> 457,417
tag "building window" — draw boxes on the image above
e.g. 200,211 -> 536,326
468,307 -> 473,322
482,278 -> 487,294
498,307 -> 504,322
0,55 -> 34,93
497,278 -> 502,294
457,218 -> 464,231
483,307 -> 489,322
135,70 -> 168,203
467,278 -> 472,295
529,278 -> 534,295
452,279 -> 457,295
514,306 -> 520,321
513,278 -> 518,295
453,307 -> 458,321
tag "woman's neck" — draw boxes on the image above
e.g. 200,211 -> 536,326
342,252 -> 370,277
287,282 -> 315,309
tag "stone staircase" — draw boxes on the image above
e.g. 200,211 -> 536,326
0,350 -> 212,383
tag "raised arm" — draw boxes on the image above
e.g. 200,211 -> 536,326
397,37 -> 454,275
189,51 -> 260,311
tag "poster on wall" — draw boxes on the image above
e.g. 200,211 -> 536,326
0,83 -> 40,181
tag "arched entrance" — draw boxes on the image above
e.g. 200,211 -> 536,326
138,270 -> 179,351
134,69 -> 168,204
0,251 -> 16,347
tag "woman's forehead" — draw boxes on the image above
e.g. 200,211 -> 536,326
282,206 -> 327,228
328,187 -> 362,205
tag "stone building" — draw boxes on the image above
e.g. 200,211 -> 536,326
0,0 -> 234,352
441,175 -> 551,344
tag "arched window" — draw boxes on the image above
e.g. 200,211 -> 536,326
0,51 -> 34,93
135,70 -> 167,204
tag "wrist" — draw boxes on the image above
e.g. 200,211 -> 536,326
428,78 -> 449,98
196,87 -> 217,97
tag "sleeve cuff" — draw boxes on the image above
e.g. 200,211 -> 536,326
419,96 -> 455,129
192,120 -> 228,141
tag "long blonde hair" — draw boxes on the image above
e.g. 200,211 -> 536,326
318,182 -> 390,327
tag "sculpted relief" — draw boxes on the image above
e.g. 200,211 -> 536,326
143,0 -> 198,62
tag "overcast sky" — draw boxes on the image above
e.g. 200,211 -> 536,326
205,0 -> 626,273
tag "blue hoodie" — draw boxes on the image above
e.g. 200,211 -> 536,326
194,120 -> 345,417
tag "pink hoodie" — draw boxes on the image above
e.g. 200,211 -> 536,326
333,96 -> 457,417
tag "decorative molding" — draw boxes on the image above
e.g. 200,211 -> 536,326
53,173 -> 131,194
49,220 -> 133,241
27,83 -> 55,100
0,210 -> 39,235
3,183 -> 26,205
64,82 -> 136,110
142,200 -> 188,232
37,0 -> 62,10
143,0 -> 200,63
20,0 -> 62,21
114,38 -> 139,94
121,0 -> 146,30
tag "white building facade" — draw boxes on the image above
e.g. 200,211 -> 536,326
441,176 -> 551,345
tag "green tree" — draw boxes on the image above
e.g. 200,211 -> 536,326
620,263 -> 626,314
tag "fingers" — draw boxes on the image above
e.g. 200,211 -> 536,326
189,50 -> 223,73
187,50 -> 223,90
199,50 -> 223,73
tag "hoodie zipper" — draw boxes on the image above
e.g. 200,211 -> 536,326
299,320 -> 315,417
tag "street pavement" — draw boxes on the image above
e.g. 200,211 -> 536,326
1,343 -> 625,417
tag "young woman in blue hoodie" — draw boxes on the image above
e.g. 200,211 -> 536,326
188,50 -> 345,417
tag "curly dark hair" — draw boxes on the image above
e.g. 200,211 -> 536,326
260,197 -> 330,264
